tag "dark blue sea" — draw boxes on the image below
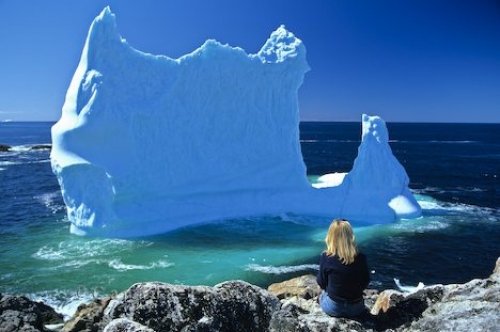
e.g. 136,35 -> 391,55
0,121 -> 499,316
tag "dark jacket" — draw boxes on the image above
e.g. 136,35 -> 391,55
316,252 -> 370,302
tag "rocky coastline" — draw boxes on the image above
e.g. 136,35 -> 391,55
1,257 -> 498,332
0,144 -> 52,152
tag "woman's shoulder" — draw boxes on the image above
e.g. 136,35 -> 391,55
357,251 -> 366,258
355,252 -> 368,263
321,252 -> 341,263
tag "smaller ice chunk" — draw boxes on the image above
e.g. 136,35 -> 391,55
312,173 -> 347,188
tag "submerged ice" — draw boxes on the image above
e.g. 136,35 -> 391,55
51,7 -> 421,237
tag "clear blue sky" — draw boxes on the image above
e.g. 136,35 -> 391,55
0,0 -> 499,122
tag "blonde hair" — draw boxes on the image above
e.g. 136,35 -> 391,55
325,219 -> 358,264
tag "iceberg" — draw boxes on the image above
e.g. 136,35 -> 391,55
51,7 -> 421,237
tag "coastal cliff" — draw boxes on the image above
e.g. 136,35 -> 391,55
1,257 -> 498,332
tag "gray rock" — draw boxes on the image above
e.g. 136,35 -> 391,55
103,318 -> 155,332
106,280 -> 279,332
0,294 -> 63,332
400,261 -> 500,332
373,285 -> 444,330
0,144 -> 11,152
30,145 -> 51,151
297,312 -> 367,332
62,297 -> 111,332
268,275 -> 321,300
9,256 -> 500,332
269,301 -> 371,332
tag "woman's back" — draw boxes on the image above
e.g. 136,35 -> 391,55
317,252 -> 369,301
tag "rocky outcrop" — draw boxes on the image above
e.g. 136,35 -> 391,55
0,294 -> 63,332
268,275 -> 321,300
269,259 -> 500,332
62,298 -> 111,332
2,258 -> 499,332
400,257 -> 500,332
371,286 -> 444,330
30,145 -> 52,151
0,144 -> 11,152
103,318 -> 154,332
0,143 -> 51,152
62,280 -> 279,332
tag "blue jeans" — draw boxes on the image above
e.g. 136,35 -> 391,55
319,291 -> 367,318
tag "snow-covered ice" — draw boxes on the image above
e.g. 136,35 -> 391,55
51,7 -> 421,237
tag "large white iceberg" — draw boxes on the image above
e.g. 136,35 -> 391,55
51,7 -> 421,237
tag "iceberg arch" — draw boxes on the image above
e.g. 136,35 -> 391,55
51,7 -> 421,237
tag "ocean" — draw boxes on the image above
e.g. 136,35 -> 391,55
0,121 -> 499,317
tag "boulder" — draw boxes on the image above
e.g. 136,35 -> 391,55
268,275 -> 321,300
372,285 -> 444,330
62,297 -> 111,332
400,261 -> 500,332
103,318 -> 155,332
491,256 -> 500,281
0,294 -> 63,332
105,280 -> 279,332
30,145 -> 52,151
0,144 -> 11,152
363,289 -> 379,310
269,301 -> 370,332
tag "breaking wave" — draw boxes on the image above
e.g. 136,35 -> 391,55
108,258 -> 174,271
245,263 -> 319,274
9,144 -> 52,152
30,290 -> 97,320
33,191 -> 64,214
32,239 -> 153,261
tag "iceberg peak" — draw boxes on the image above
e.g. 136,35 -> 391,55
361,114 -> 389,143
258,25 -> 306,65
84,7 -> 122,61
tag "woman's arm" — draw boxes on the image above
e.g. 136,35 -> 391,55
360,254 -> 370,289
316,253 -> 328,289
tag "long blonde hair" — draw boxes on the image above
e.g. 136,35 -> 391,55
325,219 -> 358,264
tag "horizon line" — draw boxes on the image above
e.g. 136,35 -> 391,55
2,120 -> 499,125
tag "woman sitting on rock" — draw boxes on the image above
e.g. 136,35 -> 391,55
317,219 -> 370,318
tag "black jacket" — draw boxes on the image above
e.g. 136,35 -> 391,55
316,252 -> 370,302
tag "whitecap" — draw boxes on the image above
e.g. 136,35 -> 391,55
419,200 -> 496,215
428,140 -> 476,144
9,145 -> 32,152
9,144 -> 52,152
32,246 -> 66,260
245,263 -> 318,274
394,278 -> 425,293
300,139 -> 359,143
29,291 -> 96,320
389,220 -> 450,233
33,192 -> 64,214
108,258 -> 174,271
31,159 -> 51,164
0,160 -> 21,166
32,239 -> 152,261
48,259 -> 103,270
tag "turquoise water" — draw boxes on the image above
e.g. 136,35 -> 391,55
1,122 -> 499,317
